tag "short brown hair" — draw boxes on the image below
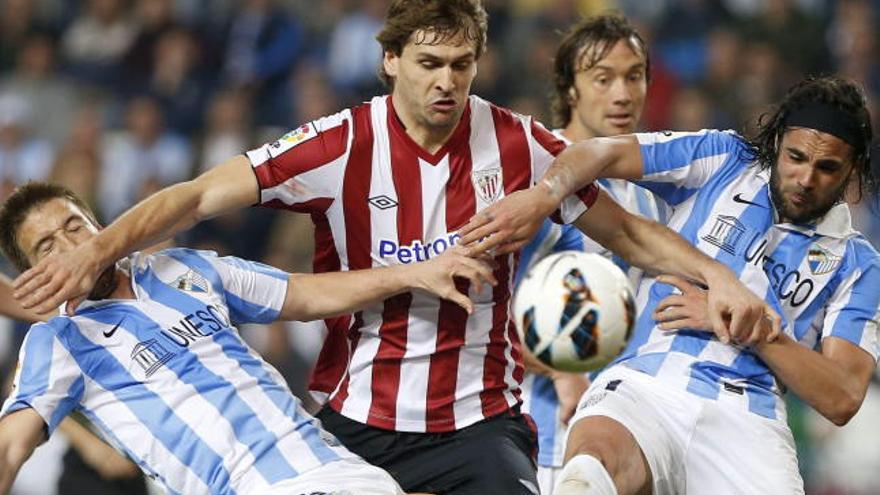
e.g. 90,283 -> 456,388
551,13 -> 649,128
376,0 -> 488,87
0,182 -> 99,272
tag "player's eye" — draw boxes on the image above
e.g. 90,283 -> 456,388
419,61 -> 437,69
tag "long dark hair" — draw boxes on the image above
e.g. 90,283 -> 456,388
744,75 -> 877,200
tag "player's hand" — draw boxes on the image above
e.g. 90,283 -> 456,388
550,371 -> 591,426
660,274 -> 783,346
653,275 -> 711,331
410,246 -> 497,314
458,186 -> 558,257
13,238 -> 105,315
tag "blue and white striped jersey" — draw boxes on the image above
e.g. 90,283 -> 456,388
618,129 -> 880,420
1,248 -> 355,495
519,130 -> 662,468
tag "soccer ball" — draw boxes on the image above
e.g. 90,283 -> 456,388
513,251 -> 636,372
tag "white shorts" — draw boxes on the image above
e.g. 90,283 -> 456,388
260,458 -> 404,495
569,366 -> 804,495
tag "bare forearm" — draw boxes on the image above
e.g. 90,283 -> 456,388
94,182 -> 207,267
620,215 -> 732,287
94,155 -> 257,267
755,335 -> 869,425
542,136 -> 642,205
283,265 -> 415,321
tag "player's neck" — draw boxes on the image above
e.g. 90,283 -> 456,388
88,266 -> 135,302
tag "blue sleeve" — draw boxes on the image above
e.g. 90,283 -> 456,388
163,249 -> 289,325
823,239 -> 880,360
634,129 -> 750,206
1,322 -> 84,434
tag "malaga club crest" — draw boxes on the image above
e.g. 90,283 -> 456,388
807,244 -> 842,275
171,270 -> 211,294
472,167 -> 503,204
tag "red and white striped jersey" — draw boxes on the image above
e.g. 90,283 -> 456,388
246,95 -> 599,432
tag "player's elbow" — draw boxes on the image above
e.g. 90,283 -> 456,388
824,393 -> 863,426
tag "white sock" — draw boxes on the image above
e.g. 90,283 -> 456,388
553,454 -> 618,495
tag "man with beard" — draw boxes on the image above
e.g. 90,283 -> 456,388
0,182 -> 488,494
461,75 -> 880,494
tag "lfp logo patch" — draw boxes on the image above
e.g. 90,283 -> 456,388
268,123 -> 318,157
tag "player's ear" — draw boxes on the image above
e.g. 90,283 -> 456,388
383,51 -> 400,79
568,86 -> 577,103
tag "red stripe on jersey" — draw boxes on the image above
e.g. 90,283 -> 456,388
253,120 -> 350,189
366,107 -> 424,429
530,120 -> 566,156
326,103 -> 374,411
308,211 -> 349,399
479,106 -> 533,416
507,249 -> 525,400
425,140 -> 475,427
329,312 -> 362,409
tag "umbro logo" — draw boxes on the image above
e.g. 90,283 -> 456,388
368,195 -> 398,210
103,320 -> 124,338
732,193 -> 766,208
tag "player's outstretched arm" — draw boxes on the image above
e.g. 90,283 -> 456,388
756,335 -> 875,426
0,409 -> 47,494
279,246 -> 497,321
575,192 -> 781,345
13,155 -> 258,315
460,135 -> 642,256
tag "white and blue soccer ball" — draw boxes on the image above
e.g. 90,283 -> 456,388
513,251 -> 636,372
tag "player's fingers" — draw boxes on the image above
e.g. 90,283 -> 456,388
459,211 -> 498,245
463,229 -> 507,257
657,317 -> 694,331
653,306 -> 689,322
12,263 -> 45,292
459,257 -> 497,287
13,265 -> 54,301
656,274 -> 696,294
654,295 -> 686,313
446,290 -> 474,315
728,308 -> 749,343
765,310 -> 782,343
66,294 -> 88,317
496,239 -> 527,256
21,272 -> 66,310
708,303 -> 730,344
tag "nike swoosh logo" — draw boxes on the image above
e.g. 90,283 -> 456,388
103,321 -> 123,338
732,193 -> 766,208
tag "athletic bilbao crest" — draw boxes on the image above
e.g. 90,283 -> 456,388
472,167 -> 503,204
808,243 -> 841,275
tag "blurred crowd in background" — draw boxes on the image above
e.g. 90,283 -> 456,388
0,0 -> 878,494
